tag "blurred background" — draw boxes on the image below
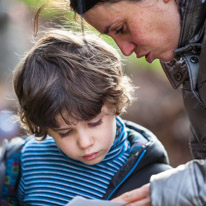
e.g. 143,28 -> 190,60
0,0 -> 192,167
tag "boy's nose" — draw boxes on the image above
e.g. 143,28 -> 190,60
78,132 -> 94,149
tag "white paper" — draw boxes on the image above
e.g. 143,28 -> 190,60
66,196 -> 125,206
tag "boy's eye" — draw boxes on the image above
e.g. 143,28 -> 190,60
59,130 -> 73,138
88,119 -> 103,127
115,25 -> 124,34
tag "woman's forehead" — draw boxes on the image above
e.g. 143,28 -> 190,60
83,0 -> 173,20
83,0 -> 148,27
83,1 -> 127,32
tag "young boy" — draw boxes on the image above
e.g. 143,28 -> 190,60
11,30 -> 171,205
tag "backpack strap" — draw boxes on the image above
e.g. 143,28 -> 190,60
0,137 -> 25,205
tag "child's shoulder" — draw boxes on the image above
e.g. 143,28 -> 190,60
22,135 -> 56,152
24,135 -> 54,145
122,119 -> 158,141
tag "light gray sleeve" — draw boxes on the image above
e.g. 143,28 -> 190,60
150,160 -> 206,206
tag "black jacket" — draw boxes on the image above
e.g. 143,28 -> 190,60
150,1 -> 206,205
161,0 -> 206,159
103,120 -> 171,200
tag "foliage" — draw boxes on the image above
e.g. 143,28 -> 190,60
17,0 -> 70,19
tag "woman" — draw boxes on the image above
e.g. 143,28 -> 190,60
68,0 -> 206,205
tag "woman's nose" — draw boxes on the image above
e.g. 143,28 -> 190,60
114,38 -> 135,56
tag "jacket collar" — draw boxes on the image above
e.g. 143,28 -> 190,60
178,0 -> 206,48
161,0 -> 206,89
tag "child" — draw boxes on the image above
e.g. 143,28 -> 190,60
12,30 -> 171,205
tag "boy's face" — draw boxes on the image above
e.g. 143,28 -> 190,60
47,105 -> 116,165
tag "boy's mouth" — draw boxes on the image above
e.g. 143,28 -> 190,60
83,152 -> 99,161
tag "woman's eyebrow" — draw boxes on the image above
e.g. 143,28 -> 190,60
104,24 -> 111,34
103,20 -> 121,34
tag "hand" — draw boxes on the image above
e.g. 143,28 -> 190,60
111,183 -> 151,206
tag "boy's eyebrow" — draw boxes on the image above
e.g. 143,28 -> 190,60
53,127 -> 71,132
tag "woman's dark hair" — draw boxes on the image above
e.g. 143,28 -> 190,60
13,29 -> 135,139
70,0 -> 131,14
69,0 -> 180,15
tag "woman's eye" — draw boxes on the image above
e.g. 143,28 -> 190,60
115,26 -> 124,34
88,119 -> 103,127
59,130 -> 73,138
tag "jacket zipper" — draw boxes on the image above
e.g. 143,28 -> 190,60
106,149 -> 147,200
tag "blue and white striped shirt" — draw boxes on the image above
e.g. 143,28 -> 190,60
17,117 -> 131,205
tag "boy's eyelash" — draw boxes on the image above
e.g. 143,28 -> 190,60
88,119 -> 103,127
59,130 -> 73,138
58,119 -> 102,137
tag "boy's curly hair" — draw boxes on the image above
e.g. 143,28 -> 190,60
13,29 -> 135,138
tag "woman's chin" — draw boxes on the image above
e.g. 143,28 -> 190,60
159,52 -> 175,63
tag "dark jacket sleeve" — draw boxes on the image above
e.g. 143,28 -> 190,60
198,25 -> 206,106
103,121 -> 172,200
182,83 -> 206,159
112,162 -> 172,198
150,160 -> 206,206
181,25 -> 206,158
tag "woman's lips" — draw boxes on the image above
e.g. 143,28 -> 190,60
145,53 -> 153,63
136,52 -> 153,63
136,53 -> 146,58
83,152 -> 99,161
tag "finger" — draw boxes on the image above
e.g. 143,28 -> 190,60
112,183 -> 150,203
112,190 -> 143,203
127,196 -> 151,206
112,191 -> 139,203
